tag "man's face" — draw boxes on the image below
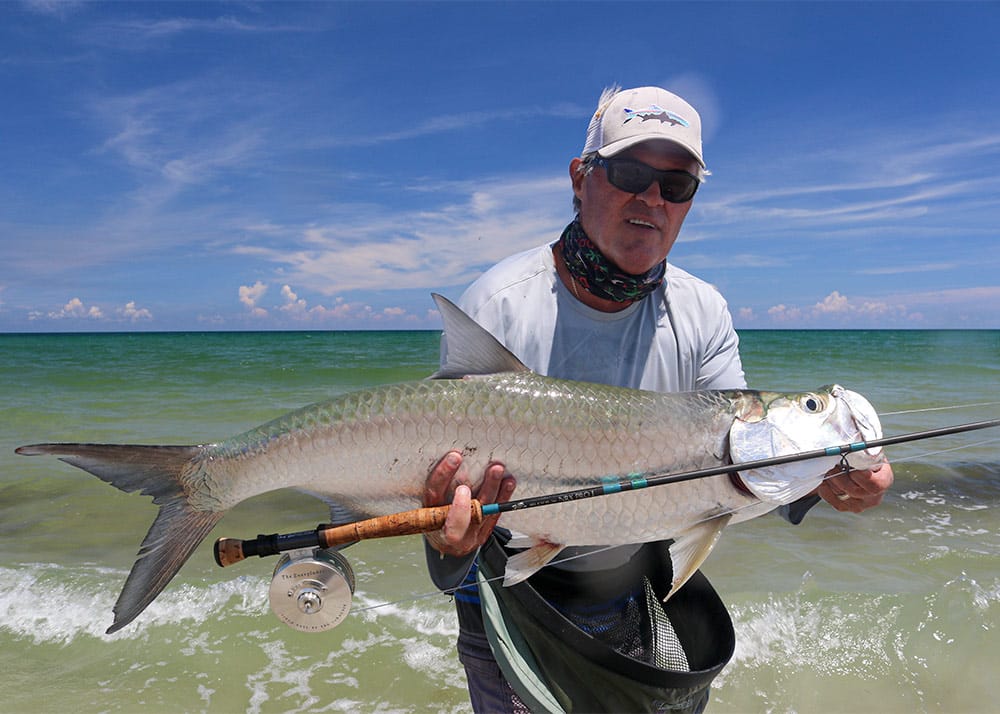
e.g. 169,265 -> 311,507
570,142 -> 700,275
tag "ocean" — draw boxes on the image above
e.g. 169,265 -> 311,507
1,329 -> 998,713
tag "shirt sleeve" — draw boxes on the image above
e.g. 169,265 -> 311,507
424,538 -> 478,592
696,299 -> 747,390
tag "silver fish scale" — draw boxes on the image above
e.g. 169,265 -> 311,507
200,373 -> 759,547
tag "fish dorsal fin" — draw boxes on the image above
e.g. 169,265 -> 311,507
430,293 -> 530,379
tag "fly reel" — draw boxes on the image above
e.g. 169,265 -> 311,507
268,548 -> 356,632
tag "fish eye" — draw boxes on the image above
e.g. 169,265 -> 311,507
801,395 -> 823,413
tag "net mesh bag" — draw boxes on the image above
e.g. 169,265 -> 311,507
478,537 -> 733,713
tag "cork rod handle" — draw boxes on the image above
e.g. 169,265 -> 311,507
214,500 -> 484,567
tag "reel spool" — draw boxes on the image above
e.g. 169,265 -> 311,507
268,548 -> 356,632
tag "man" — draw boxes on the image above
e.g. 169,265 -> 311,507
423,86 -> 894,712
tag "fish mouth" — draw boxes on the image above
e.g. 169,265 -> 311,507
831,385 -> 885,469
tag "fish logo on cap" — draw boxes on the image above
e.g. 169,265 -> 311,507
622,104 -> 689,127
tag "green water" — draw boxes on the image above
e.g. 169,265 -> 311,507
1,330 -> 998,713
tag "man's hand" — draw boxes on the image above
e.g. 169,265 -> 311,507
423,451 -> 516,557
818,461 -> 894,513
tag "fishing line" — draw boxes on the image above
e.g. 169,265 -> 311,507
350,586 -> 454,616
881,400 -> 1000,416
870,436 -> 1000,465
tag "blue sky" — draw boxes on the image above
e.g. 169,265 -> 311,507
2,1 -> 998,331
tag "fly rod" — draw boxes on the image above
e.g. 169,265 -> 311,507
214,417 -> 1000,567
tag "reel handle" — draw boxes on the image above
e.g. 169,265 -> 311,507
214,499 -> 484,567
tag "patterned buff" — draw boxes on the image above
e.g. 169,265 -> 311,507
558,219 -> 666,304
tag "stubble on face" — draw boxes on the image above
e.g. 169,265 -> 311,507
570,143 -> 699,276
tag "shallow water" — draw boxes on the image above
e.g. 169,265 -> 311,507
1,329 -> 997,712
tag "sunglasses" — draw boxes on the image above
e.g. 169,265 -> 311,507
591,156 -> 700,204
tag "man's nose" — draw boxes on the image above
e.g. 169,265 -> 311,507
634,180 -> 665,206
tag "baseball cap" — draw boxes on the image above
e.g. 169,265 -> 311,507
582,86 -> 705,168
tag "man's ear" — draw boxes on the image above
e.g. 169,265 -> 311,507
569,157 -> 586,198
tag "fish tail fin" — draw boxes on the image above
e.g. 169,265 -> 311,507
15,443 -> 222,634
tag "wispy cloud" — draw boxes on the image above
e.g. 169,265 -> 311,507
696,128 -> 1000,242
81,14 -> 312,51
315,104 -> 587,149
858,263 -> 959,276
92,77 -> 268,183
673,252 -> 787,270
99,16 -> 307,38
889,285 -> 1000,307
0,75 -> 274,276
234,174 -> 571,295
19,0 -> 86,19
3,3 -> 996,332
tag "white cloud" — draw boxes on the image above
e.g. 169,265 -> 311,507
26,297 -> 156,323
239,281 -> 268,317
756,285 -> 1000,327
234,282 -> 429,326
767,304 -> 802,323
278,284 -> 309,317
813,291 -> 851,314
47,297 -> 103,320
763,291 -> 911,326
118,301 -> 152,321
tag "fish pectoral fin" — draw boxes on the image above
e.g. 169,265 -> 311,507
504,532 -> 535,549
503,542 -> 565,586
665,513 -> 732,601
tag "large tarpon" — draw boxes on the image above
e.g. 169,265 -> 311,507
17,295 -> 883,634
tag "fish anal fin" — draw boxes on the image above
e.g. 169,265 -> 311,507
503,542 -> 565,586
296,490 -> 371,527
665,514 -> 732,601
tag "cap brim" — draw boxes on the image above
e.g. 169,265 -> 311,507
598,135 -> 705,168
